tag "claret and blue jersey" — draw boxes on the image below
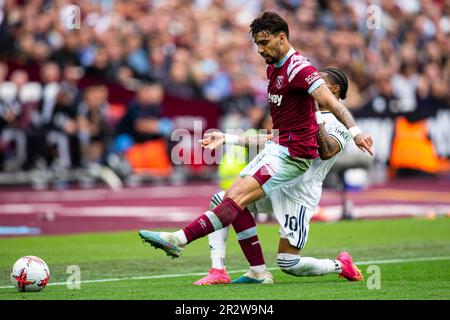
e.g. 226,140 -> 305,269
266,48 -> 325,159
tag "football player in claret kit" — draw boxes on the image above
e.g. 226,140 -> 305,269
138,12 -> 373,281
194,68 -> 364,285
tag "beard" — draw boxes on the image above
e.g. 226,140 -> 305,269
261,54 -> 276,64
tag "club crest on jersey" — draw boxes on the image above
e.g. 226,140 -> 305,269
275,75 -> 284,89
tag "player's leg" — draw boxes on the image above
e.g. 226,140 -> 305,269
139,142 -> 310,258
194,227 -> 231,285
274,204 -> 362,281
177,175 -> 265,243
139,175 -> 264,257
218,141 -> 310,269
274,201 -> 340,276
277,238 -> 343,276
277,238 -> 362,281
229,195 -> 273,284
230,208 -> 272,284
194,192 -> 231,285
195,191 -> 272,284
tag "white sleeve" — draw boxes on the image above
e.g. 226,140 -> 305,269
327,124 -> 351,152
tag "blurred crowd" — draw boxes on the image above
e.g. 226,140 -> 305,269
0,0 -> 449,177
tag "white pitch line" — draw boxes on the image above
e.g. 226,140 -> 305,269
351,256 -> 450,265
1,255 -> 449,290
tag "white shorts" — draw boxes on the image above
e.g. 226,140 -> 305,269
247,190 -> 314,249
239,141 -> 312,195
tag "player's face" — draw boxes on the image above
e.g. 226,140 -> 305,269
321,73 -> 340,99
254,31 -> 284,65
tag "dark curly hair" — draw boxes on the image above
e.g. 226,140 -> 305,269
250,12 -> 289,40
320,67 -> 349,100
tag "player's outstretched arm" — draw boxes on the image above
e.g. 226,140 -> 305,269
199,131 -> 272,150
310,84 -> 374,156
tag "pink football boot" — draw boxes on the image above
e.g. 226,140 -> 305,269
337,252 -> 363,281
194,268 -> 231,285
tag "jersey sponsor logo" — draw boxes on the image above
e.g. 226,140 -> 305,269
305,71 -> 321,85
268,93 -> 283,106
275,75 -> 284,89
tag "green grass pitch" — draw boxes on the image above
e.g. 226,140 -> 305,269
1,217 -> 449,300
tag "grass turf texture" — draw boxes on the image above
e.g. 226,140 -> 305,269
0,217 -> 449,300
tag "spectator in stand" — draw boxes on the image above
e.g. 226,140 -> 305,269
104,39 -> 127,82
162,48 -> 203,99
77,85 -> 111,166
0,63 -> 8,82
125,34 -> 151,80
219,72 -> 260,131
147,40 -> 170,81
0,0 -> 449,175
391,62 -> 420,113
10,69 -> 29,91
50,31 -> 80,68
60,64 -> 83,105
116,82 -> 170,146
39,62 -> 62,126
356,69 -> 400,118
0,70 -> 28,170
415,62 -> 450,121
43,89 -> 81,169
40,62 -> 61,85
84,46 -> 110,80
0,77 -> 22,169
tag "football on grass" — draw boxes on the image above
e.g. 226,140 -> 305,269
10,256 -> 50,292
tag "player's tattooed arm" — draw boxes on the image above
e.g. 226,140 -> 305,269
311,83 -> 374,156
317,124 -> 340,160
310,83 -> 357,129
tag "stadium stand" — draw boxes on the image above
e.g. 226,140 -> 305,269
0,0 -> 448,188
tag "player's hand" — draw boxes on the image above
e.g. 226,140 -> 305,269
354,133 -> 374,156
198,131 -> 225,150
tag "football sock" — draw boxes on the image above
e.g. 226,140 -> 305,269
208,226 -> 229,270
173,230 -> 188,245
211,256 -> 226,270
182,197 -> 243,244
277,253 -> 342,276
249,264 -> 267,274
232,208 -> 266,267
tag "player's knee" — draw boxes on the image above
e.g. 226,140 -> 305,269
210,191 -> 224,210
224,186 -> 241,201
224,186 -> 246,207
277,253 -> 301,275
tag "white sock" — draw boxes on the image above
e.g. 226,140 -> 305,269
298,257 -> 342,275
208,226 -> 229,269
250,264 -> 267,274
211,255 -> 226,270
277,253 -> 342,276
173,230 -> 188,245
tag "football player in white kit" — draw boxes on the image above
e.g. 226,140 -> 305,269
195,68 -> 364,285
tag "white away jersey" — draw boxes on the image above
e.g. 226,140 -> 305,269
275,112 -> 351,210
